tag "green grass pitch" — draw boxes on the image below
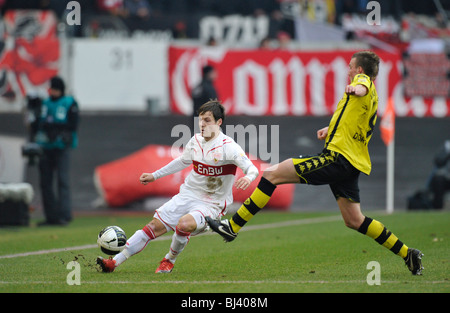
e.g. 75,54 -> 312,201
0,211 -> 449,294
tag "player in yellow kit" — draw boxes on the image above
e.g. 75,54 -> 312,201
207,51 -> 424,275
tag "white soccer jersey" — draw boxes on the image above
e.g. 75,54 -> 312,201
153,132 -> 258,209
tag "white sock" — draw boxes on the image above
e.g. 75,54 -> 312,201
165,226 -> 190,264
113,228 -> 153,266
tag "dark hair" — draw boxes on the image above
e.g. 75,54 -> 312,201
197,99 -> 225,123
202,65 -> 214,77
50,76 -> 65,94
352,51 -> 380,80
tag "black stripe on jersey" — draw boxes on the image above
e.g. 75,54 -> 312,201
325,95 -> 350,149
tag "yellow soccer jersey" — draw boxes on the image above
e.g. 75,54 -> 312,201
325,73 -> 378,175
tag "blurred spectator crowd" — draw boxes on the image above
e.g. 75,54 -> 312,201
0,0 -> 449,46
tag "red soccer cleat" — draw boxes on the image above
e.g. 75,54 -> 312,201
97,256 -> 116,273
155,258 -> 174,273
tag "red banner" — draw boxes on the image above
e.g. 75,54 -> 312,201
169,46 -> 450,117
0,10 -> 59,104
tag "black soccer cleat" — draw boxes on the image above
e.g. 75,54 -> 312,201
404,248 -> 424,275
205,216 -> 238,242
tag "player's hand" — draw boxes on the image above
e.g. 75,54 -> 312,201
234,177 -> 251,190
140,173 -> 155,185
345,84 -> 357,95
345,84 -> 368,96
317,127 -> 329,140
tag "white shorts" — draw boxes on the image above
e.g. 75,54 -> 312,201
154,193 -> 227,236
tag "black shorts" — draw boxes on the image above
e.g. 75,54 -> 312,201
292,149 -> 361,203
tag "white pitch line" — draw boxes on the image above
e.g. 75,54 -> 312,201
0,215 -> 342,260
0,279 -> 448,285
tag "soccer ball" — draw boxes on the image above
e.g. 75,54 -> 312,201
97,226 -> 127,255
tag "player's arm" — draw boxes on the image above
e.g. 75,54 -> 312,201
141,137 -> 196,185
235,163 -> 258,190
140,172 -> 155,185
232,149 -> 259,190
140,156 -> 192,185
345,84 -> 368,96
317,126 -> 329,140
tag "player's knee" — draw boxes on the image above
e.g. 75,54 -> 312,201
344,219 -> 359,230
177,215 -> 196,233
262,158 -> 298,185
343,215 -> 364,230
262,170 -> 278,185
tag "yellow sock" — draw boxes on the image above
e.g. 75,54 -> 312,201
230,177 -> 276,233
358,216 -> 408,259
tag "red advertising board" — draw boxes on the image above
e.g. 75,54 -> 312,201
95,145 -> 294,209
169,46 -> 450,117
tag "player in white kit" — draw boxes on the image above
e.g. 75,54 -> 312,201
97,100 -> 259,273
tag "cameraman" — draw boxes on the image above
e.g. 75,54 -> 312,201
409,139 -> 450,210
429,140 -> 450,209
34,76 -> 79,226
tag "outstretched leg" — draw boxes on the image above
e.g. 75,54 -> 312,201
97,219 -> 166,273
337,197 -> 423,275
207,159 -> 299,241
